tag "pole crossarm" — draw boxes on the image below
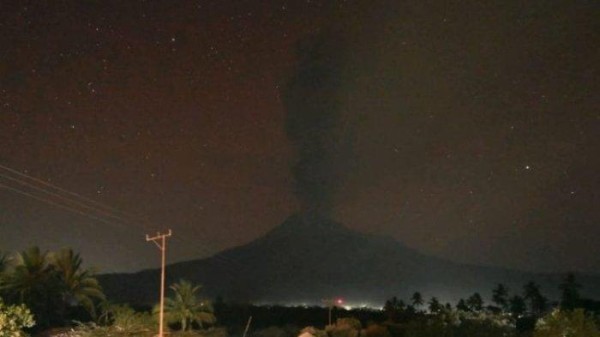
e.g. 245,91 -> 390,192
146,229 -> 172,250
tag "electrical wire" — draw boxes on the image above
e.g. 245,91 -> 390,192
0,163 -> 245,274
0,182 -> 130,229
0,171 -> 132,224
0,163 -> 129,216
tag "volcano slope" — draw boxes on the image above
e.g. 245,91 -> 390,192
98,213 -> 600,306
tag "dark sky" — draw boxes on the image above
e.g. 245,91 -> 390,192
0,0 -> 598,274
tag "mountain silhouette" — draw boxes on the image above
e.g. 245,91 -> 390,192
98,214 -> 600,306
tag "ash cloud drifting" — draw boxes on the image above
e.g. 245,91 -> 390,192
283,33 -> 354,218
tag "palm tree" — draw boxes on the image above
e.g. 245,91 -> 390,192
492,283 -> 509,312
559,273 -> 581,311
49,248 -> 106,319
384,296 -> 406,321
160,280 -> 215,331
523,281 -> 547,316
509,295 -> 526,317
3,247 -> 55,301
0,252 -> 9,298
428,297 -> 442,314
0,251 -> 8,273
456,298 -> 469,312
467,292 -> 484,312
0,251 -> 9,276
411,292 -> 424,310
3,246 -> 61,327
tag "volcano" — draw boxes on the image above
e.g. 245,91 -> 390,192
98,214 -> 600,306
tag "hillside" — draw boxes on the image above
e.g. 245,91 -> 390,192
98,213 -> 600,306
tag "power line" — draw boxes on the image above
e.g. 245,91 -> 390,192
0,171 -> 130,223
0,176 -> 229,268
0,175 -> 242,274
0,163 -> 246,274
0,163 -> 130,216
0,163 -> 154,232
0,182 -> 130,229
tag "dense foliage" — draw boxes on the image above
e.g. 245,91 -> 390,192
0,247 -> 105,329
0,299 -> 35,337
207,274 -> 600,337
157,280 -> 216,331
534,309 -> 600,337
2,245 -> 600,337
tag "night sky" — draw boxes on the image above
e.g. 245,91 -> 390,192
1,0 -> 598,274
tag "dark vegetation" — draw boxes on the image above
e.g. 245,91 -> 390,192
0,247 -> 105,329
3,247 -> 600,337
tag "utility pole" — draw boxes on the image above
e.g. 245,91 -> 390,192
146,229 -> 172,337
322,298 -> 343,326
242,316 -> 253,337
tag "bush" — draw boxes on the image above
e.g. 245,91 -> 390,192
534,309 -> 600,337
298,326 -> 327,337
0,299 -> 35,337
335,318 -> 361,331
74,304 -> 156,337
326,318 -> 361,337
362,324 -> 390,337
98,304 -> 155,333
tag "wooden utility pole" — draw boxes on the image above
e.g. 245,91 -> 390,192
146,229 -> 172,337
322,298 -> 343,326
242,316 -> 253,337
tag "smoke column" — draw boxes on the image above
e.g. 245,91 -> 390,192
283,33 -> 353,218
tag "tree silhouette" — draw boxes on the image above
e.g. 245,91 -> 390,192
0,252 -> 8,273
411,292 -> 424,310
384,296 -> 405,321
2,246 -> 61,327
2,246 -> 106,327
49,248 -> 105,320
0,252 -> 8,297
559,273 -> 581,311
428,297 -> 442,314
456,298 -> 469,312
467,292 -> 484,312
444,302 -> 452,311
492,283 -> 509,312
524,281 -> 547,316
509,295 -> 527,317
160,279 -> 215,331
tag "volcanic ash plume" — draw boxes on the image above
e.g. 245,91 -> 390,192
283,33 -> 353,219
